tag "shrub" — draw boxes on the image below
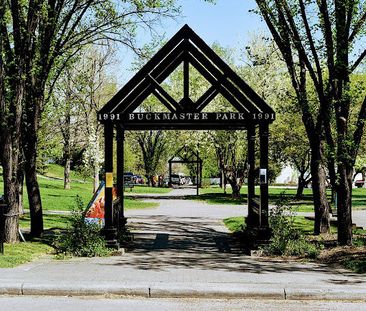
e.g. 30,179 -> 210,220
54,197 -> 110,257
262,196 -> 320,258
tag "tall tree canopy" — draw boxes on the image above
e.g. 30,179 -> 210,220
255,0 -> 366,244
0,0 -> 179,242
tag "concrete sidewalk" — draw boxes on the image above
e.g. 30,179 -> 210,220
1,189 -> 366,300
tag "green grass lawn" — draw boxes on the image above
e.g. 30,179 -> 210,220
126,185 -> 172,194
0,167 -> 163,268
223,215 -> 365,235
196,186 -> 366,211
0,242 -> 53,268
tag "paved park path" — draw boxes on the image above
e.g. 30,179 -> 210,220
2,187 -> 366,299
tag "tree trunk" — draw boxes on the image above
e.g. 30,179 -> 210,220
226,173 -> 241,198
23,94 -> 44,237
146,175 -> 152,187
62,112 -> 71,190
296,176 -> 305,199
24,147 -> 44,237
230,182 -> 241,198
311,153 -> 330,235
64,157 -> 71,190
63,134 -> 71,190
92,134 -> 100,193
337,165 -> 353,245
17,164 -> 24,215
0,78 -> 23,243
93,164 -> 100,193
2,140 -> 20,243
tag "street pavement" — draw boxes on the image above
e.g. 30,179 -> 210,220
1,187 -> 366,301
1,296 -> 365,311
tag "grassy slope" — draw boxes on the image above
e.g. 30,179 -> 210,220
0,165 -> 163,268
43,163 -> 92,182
0,164 -> 171,211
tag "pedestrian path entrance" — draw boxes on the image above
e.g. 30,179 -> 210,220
98,24 -> 275,248
123,188 -> 249,267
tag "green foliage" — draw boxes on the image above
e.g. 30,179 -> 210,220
223,216 -> 246,232
54,197 -> 110,257
342,258 -> 366,274
262,197 -> 320,258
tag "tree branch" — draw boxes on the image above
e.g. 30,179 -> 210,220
349,11 -> 366,42
317,0 -> 335,93
298,0 -> 323,87
351,48 -> 366,72
353,95 -> 366,162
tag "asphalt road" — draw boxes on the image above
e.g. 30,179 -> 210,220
1,296 -> 365,311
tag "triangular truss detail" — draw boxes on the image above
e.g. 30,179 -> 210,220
169,145 -> 202,164
99,24 -> 275,118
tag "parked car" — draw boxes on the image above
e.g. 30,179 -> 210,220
355,180 -> 365,188
123,172 -> 134,183
170,174 -> 184,185
134,175 -> 145,184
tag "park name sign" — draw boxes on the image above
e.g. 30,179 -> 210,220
98,112 -> 275,123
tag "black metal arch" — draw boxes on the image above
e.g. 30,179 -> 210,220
168,145 -> 203,195
99,25 -> 275,248
98,24 -> 275,130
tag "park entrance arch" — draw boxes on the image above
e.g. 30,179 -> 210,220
98,25 -> 275,247
168,145 -> 202,195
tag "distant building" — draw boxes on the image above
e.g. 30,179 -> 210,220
275,166 -> 298,184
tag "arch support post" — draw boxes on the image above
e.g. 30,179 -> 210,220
169,161 -> 172,187
259,123 -> 270,231
103,123 -> 119,249
246,125 -> 257,227
116,126 -> 126,233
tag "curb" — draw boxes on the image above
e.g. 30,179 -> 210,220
1,281 -> 366,300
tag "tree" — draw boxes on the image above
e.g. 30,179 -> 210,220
255,0 -> 366,244
51,46 -> 116,192
208,130 -> 247,197
271,110 -> 312,198
0,0 -> 179,242
131,130 -> 168,186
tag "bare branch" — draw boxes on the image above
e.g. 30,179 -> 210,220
351,48 -> 366,72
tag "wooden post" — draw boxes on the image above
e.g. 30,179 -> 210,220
200,161 -> 203,188
169,161 -> 172,186
260,123 -> 269,228
196,147 -> 199,196
246,125 -> 257,227
103,123 -> 118,248
116,126 -> 126,232
104,123 -> 114,229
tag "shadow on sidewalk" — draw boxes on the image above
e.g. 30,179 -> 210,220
102,215 -> 365,280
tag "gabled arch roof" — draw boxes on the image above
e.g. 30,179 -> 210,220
99,24 -> 275,130
169,145 -> 202,164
